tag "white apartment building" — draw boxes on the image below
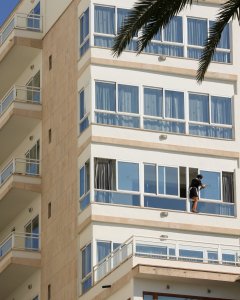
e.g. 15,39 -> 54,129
0,0 -> 240,299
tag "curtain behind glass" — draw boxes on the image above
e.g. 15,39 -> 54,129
96,82 -> 116,111
94,6 -> 115,34
144,88 -> 163,117
164,16 -> 183,43
117,8 -> 130,33
94,158 -> 116,190
189,93 -> 209,122
165,90 -> 184,119
211,96 -> 232,125
97,241 -> 111,262
187,18 -> 207,46
222,172 -> 234,203
118,85 -> 139,113
210,21 -> 230,49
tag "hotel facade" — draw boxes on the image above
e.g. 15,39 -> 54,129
0,0 -> 240,299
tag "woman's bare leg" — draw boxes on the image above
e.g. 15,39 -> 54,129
192,197 -> 199,212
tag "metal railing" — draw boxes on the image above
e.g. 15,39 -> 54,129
0,232 -> 40,258
0,13 -> 42,46
0,85 -> 41,116
0,158 -> 40,186
93,235 -> 240,284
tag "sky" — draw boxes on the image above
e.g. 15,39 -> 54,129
0,0 -> 20,26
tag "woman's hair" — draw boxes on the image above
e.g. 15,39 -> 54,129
197,174 -> 203,179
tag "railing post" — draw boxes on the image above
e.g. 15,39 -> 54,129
12,232 -> 15,250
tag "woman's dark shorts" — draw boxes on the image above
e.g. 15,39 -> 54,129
190,187 -> 198,198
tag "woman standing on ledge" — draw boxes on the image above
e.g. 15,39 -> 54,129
189,174 -> 206,213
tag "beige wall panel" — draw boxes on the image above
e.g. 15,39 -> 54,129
41,0 -> 78,299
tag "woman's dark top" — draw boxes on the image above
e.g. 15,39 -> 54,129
190,178 -> 202,189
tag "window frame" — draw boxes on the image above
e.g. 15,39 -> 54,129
79,7 -> 90,57
81,243 -> 92,294
78,89 -> 90,134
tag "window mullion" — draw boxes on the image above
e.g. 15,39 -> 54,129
209,95 -> 211,124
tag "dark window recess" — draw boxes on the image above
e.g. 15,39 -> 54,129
189,168 -> 198,187
180,166 -> 186,198
222,172 -> 234,203
94,158 -> 116,190
48,202 -> 51,219
48,284 -> 51,300
48,129 -> 52,144
49,55 -> 52,70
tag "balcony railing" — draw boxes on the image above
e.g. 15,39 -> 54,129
93,235 -> 240,284
0,232 -> 40,259
0,158 -> 40,186
0,85 -> 41,116
0,13 -> 42,46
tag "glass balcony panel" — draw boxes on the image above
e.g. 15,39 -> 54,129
144,118 -> 185,133
0,236 -> 12,257
82,275 -> 92,294
80,193 -> 90,210
193,201 -> 235,216
189,124 -> 232,139
94,36 -> 113,48
144,196 -> 186,211
1,18 -> 15,44
96,112 -> 140,128
95,190 -> 140,206
0,161 -> 14,185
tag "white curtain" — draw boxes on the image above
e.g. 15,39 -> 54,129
94,6 -> 115,34
211,96 -> 232,125
165,90 -> 184,119
187,18 -> 207,46
189,93 -> 209,122
97,241 -> 111,262
95,82 -> 116,111
118,84 -> 139,113
164,16 -> 183,43
144,88 -> 163,117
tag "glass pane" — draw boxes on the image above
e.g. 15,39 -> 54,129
94,36 -> 113,48
158,166 -> 164,194
95,190 -> 140,206
165,90 -> 184,119
196,201 -> 234,216
189,124 -> 232,139
82,244 -> 91,277
211,96 -> 232,125
117,8 -> 130,33
144,88 -> 163,117
200,170 -> 221,200
210,21 -> 230,49
165,167 -> 178,196
144,118 -> 185,133
96,82 -> 116,111
80,90 -> 85,120
189,93 -> 209,122
118,162 -> 139,191
222,172 -> 234,203
94,6 -> 115,34
85,161 -> 90,192
164,16 -> 183,43
179,249 -> 203,262
144,196 -> 186,211
80,8 -> 89,44
118,84 -> 139,113
208,250 -> 218,263
97,241 -> 111,262
80,167 -> 85,197
144,296 -> 153,300
180,167 -> 186,198
187,18 -> 207,46
136,244 -> 168,256
96,112 -> 140,128
144,165 -> 156,194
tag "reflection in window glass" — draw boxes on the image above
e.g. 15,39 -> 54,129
118,162 -> 139,191
144,165 -> 156,194
200,170 -> 221,200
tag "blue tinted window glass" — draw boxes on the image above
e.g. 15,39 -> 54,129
188,18 -> 207,46
189,93 -> 209,122
211,96 -> 232,125
97,241 -> 111,262
144,296 -> 153,300
158,166 -> 164,194
164,16 -> 183,43
210,21 -> 230,49
117,8 -> 130,33
144,165 -> 156,194
144,88 -> 163,117
118,85 -> 139,113
82,244 -> 91,277
96,82 -> 116,111
165,167 -> 178,196
200,170 -> 221,200
33,2 -> 40,14
80,8 -> 89,44
165,90 -> 184,119
80,167 -> 85,197
95,6 -> 115,34
80,90 -> 85,120
118,162 -> 139,191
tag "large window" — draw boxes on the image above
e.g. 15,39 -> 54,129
189,93 -> 232,139
144,87 -> 185,133
81,243 -> 92,294
80,8 -> 90,56
187,17 -> 230,62
95,81 -> 140,128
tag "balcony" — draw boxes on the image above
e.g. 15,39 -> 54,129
0,232 -> 41,299
0,158 -> 41,231
0,85 -> 41,164
80,236 -> 240,299
0,13 -> 43,96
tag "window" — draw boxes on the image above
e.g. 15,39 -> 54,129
47,284 -> 51,300
144,164 -> 157,194
96,241 -> 121,262
143,292 -> 228,300
94,158 -> 116,190
79,90 -> 89,133
80,8 -> 90,56
118,162 -> 139,191
82,244 -> 92,293
25,215 -> 39,250
144,87 -> 185,134
26,71 -> 40,103
95,81 -> 140,128
27,2 -> 41,30
49,55 -> 52,70
189,93 -> 232,139
25,140 -> 40,175
187,17 -> 230,62
79,161 -> 90,210
200,171 -> 221,200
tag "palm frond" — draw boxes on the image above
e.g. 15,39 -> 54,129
112,0 -> 193,57
197,0 -> 240,82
